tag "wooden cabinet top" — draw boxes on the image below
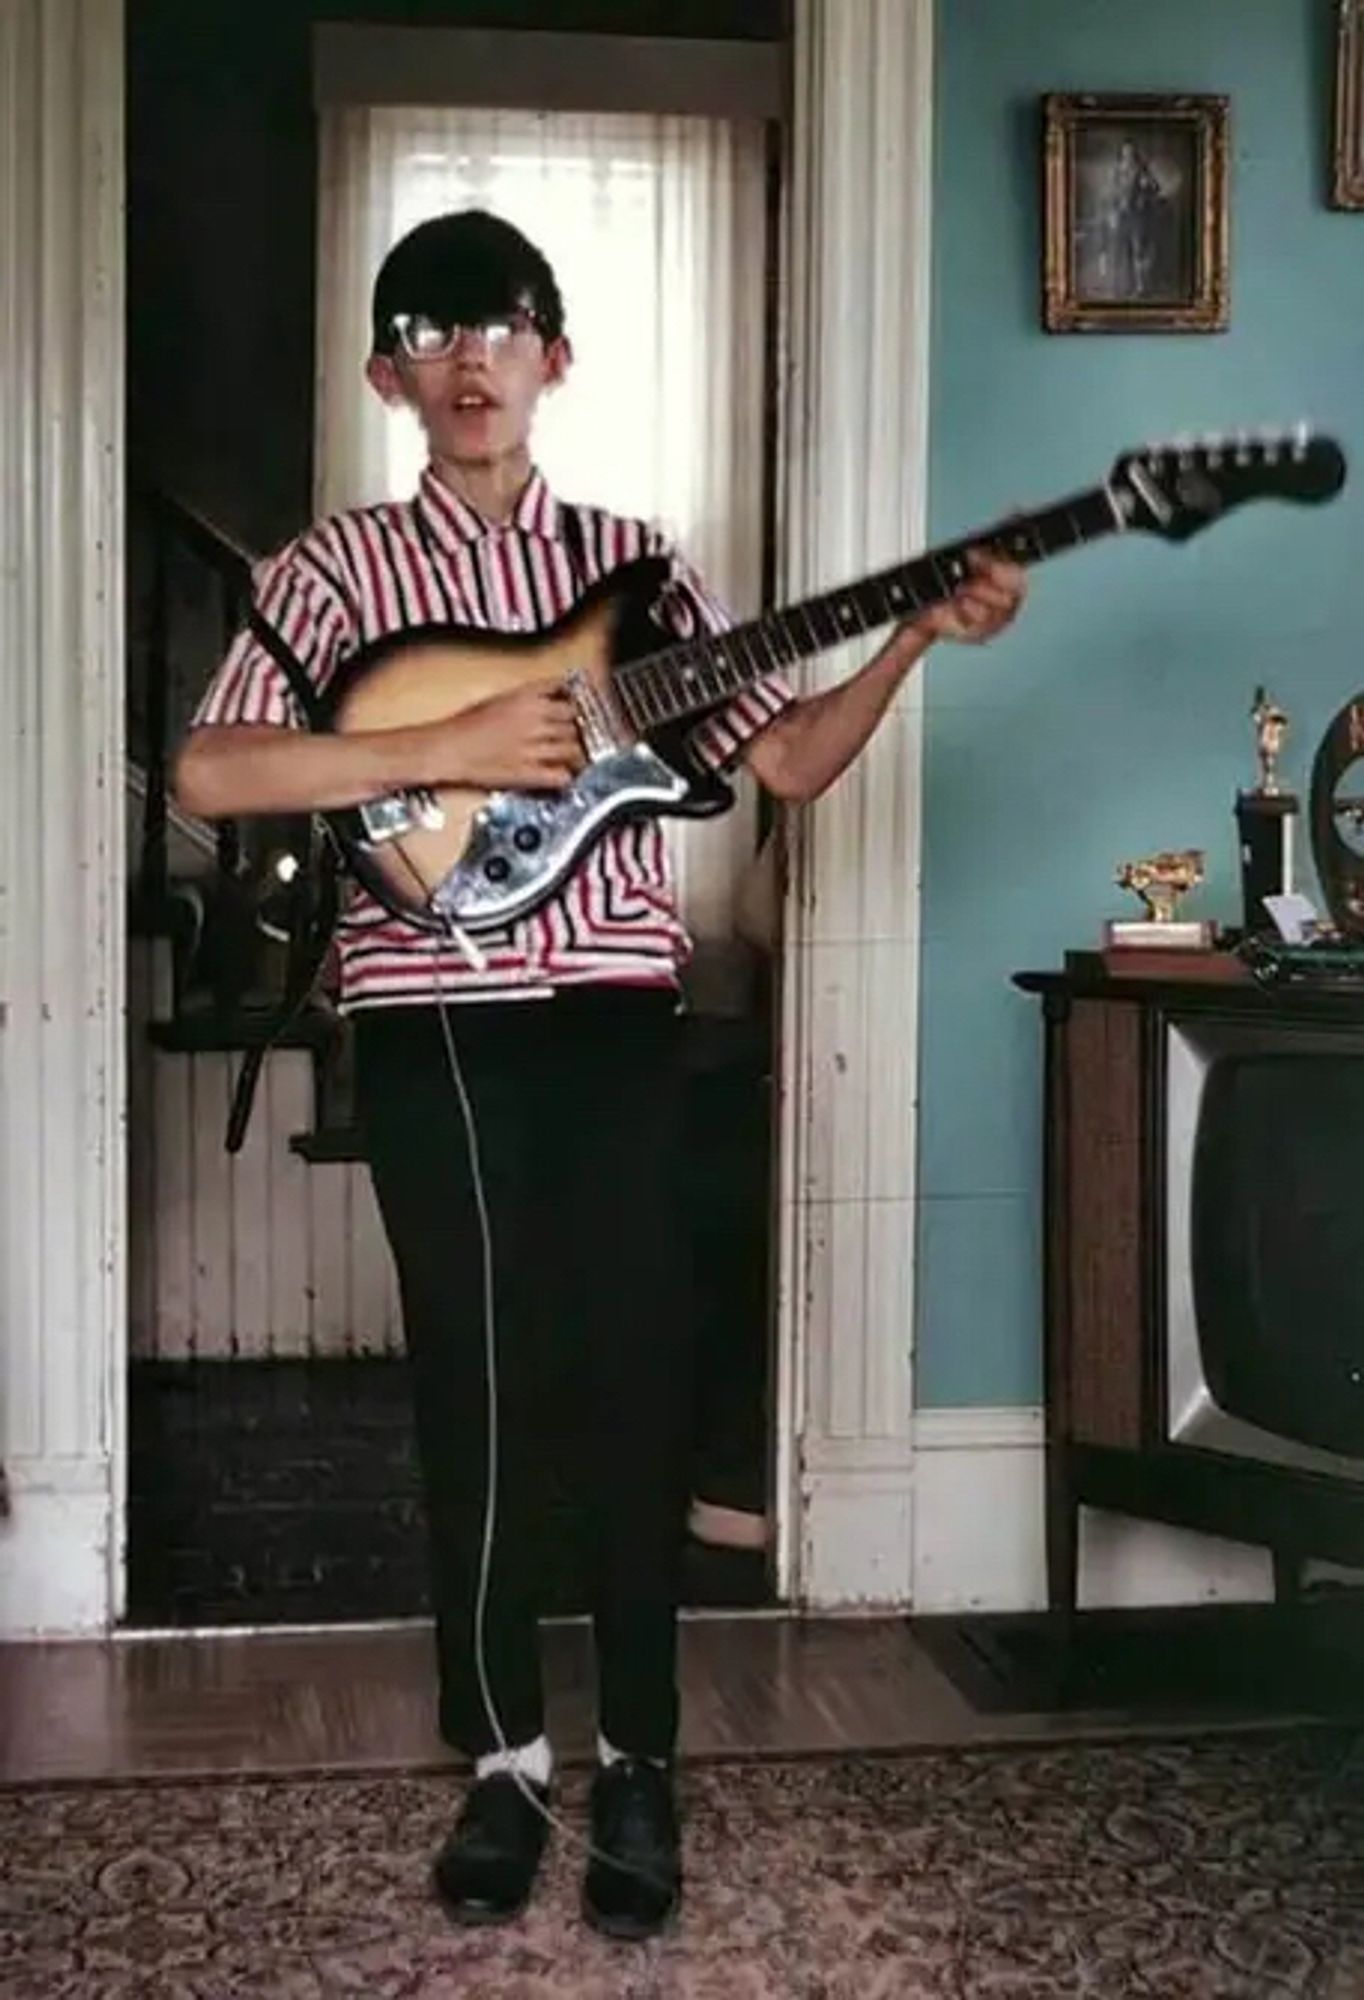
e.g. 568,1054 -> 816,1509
1014,950 -> 1364,1018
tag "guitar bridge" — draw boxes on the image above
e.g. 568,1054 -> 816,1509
565,668 -> 630,761
358,789 -> 446,845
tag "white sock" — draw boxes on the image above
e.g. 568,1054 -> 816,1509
597,1732 -> 666,1770
475,1734 -> 553,1789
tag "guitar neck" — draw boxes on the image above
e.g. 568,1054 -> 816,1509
614,481 -> 1123,733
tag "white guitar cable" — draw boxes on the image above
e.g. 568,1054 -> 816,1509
425,920 -> 673,1894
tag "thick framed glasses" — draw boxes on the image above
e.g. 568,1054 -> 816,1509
389,310 -> 542,362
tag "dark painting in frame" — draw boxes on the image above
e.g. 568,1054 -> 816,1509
1043,93 -> 1229,332
1334,0 -> 1364,209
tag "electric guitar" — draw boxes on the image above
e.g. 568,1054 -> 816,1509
318,429 -> 1347,935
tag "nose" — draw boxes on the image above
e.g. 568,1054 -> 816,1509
449,323 -> 496,357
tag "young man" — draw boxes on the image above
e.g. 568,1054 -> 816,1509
176,209 -> 1025,1941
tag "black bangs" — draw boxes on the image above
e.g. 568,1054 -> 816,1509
370,210 -> 565,352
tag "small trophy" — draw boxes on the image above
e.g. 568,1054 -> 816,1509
1235,686 -> 1298,935
1105,847 -> 1214,950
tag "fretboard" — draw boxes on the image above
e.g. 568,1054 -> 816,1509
613,483 -> 1122,734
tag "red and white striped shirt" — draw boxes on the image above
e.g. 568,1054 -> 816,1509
194,466 -> 795,1010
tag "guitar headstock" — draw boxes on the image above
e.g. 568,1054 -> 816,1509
1109,427 -> 1347,542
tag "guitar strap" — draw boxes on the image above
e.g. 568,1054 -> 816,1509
223,612 -> 339,1155
559,503 -> 593,599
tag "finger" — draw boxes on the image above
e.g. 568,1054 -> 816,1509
538,760 -> 580,788
966,549 -> 1026,589
960,580 -> 1020,618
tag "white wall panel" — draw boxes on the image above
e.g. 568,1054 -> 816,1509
126,942 -> 401,1362
776,0 -> 933,1607
0,0 -> 126,1634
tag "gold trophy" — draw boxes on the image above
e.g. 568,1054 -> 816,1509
1105,847 -> 1214,949
1236,686 -> 1298,934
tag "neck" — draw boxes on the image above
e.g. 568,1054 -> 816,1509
428,447 -> 533,524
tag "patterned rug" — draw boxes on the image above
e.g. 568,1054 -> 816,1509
4,1733 -> 1364,1998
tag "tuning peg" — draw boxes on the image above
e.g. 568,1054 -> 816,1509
1257,424 -> 1282,465
1199,430 -> 1224,468
1292,420 -> 1310,460
1233,428 -> 1253,467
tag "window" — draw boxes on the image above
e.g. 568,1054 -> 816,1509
315,104 -> 771,949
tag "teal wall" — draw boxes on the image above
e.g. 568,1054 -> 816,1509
918,0 -> 1364,1405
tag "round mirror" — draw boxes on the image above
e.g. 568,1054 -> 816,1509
1332,756 -> 1364,861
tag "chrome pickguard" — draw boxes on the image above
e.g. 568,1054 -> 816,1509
429,743 -> 692,932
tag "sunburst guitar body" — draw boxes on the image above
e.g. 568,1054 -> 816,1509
323,557 -> 727,936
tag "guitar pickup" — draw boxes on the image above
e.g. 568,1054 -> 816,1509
358,789 -> 445,844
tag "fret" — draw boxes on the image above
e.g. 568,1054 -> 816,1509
997,520 -> 1046,563
831,591 -> 870,638
880,572 -> 923,618
704,643 -> 736,701
756,624 -> 796,671
811,598 -> 850,648
787,605 -> 823,656
733,627 -> 768,685
633,660 -> 670,726
675,652 -> 713,707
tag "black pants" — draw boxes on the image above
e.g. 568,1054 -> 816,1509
354,989 -> 693,1761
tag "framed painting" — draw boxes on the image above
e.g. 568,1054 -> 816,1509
1335,0 -> 1364,209
1043,93 -> 1229,332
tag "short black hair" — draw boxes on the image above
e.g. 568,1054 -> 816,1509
370,209 -> 566,354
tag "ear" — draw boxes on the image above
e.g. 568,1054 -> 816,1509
366,352 -> 409,408
542,335 -> 573,392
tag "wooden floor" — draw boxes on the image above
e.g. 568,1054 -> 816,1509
0,1612 -> 1258,1787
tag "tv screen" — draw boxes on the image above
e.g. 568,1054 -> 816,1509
1192,1053 -> 1364,1460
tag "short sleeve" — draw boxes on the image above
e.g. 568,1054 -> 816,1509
192,540 -> 355,730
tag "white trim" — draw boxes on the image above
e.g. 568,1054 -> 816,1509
912,1406 -> 1045,1453
0,1490 -> 115,1636
774,0 -> 935,1608
909,1405 -> 1274,1614
313,23 -> 784,120
0,0 -> 126,1637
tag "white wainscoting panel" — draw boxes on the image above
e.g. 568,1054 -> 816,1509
910,1406 -> 1275,1613
127,940 -> 402,1361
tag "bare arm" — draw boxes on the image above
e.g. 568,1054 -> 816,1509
173,684 -> 588,822
745,552 -> 1026,803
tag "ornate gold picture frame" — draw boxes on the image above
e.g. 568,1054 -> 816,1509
1334,0 -> 1364,209
1043,93 -> 1229,333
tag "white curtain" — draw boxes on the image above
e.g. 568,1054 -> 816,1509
315,106 -> 770,969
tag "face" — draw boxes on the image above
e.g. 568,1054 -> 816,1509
366,313 -> 571,470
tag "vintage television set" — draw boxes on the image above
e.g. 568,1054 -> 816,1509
1169,1012 -> 1364,1474
1015,964 -> 1364,1613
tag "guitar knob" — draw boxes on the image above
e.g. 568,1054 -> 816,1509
513,825 -> 543,854
483,854 -> 512,883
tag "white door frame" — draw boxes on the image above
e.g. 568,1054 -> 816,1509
0,0 -> 127,1635
773,0 -> 934,1608
0,0 -> 934,1636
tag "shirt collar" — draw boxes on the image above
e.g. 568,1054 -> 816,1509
416,463 -> 560,548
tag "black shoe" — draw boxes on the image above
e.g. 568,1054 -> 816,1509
432,1771 -> 550,1926
582,1758 -> 681,1941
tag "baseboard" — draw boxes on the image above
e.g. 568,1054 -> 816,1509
910,1406 -> 1273,1615
800,1464 -> 915,1609
0,1469 -> 113,1636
